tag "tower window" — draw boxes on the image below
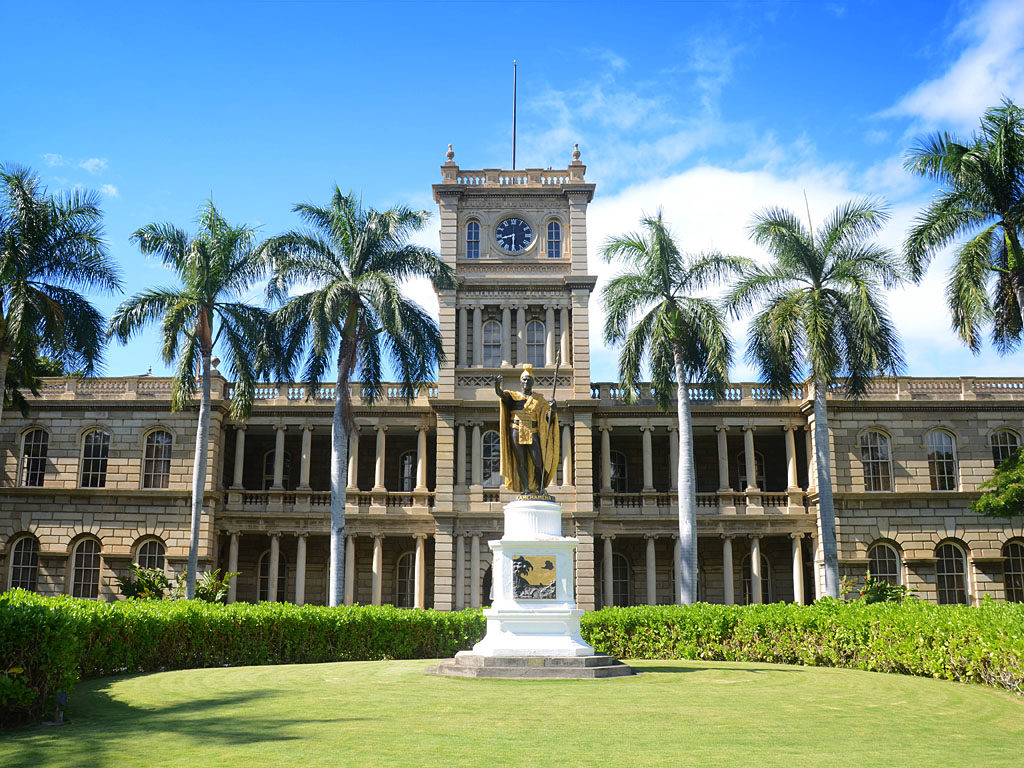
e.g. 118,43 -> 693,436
547,221 -> 561,258
466,221 -> 480,258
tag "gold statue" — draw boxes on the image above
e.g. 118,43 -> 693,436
494,364 -> 559,496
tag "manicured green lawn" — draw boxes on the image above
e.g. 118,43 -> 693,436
2,659 -> 1022,767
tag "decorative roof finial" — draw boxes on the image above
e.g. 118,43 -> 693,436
446,143 -> 455,162
572,143 -> 581,162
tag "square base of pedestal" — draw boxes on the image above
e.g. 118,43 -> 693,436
470,606 -> 594,657
426,652 -> 634,679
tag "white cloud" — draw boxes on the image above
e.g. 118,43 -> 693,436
100,184 -> 119,198
42,153 -> 64,167
79,157 -> 108,175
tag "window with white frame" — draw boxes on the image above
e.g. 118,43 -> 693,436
80,429 -> 111,488
9,536 -> 40,591
257,550 -> 287,602
737,451 -> 766,491
396,551 -> 415,607
991,430 -> 1020,467
482,430 -> 501,488
261,450 -> 292,490
20,429 -> 49,487
935,542 -> 968,605
610,450 -> 628,493
547,221 -> 561,258
860,431 -> 893,492
598,552 -> 631,607
742,553 -> 772,604
136,539 -> 166,570
868,542 -> 901,585
142,430 -> 172,489
71,539 -> 102,599
400,451 -> 416,492
466,221 -> 480,258
526,320 -> 545,367
926,430 -> 958,491
482,320 -> 502,367
1003,540 -> 1024,603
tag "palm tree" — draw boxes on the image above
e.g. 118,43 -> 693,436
601,211 -> 747,605
0,163 -> 121,425
905,99 -> 1024,354
727,199 -> 907,599
262,188 -> 455,607
108,201 -> 270,599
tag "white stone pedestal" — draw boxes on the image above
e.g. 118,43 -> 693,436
471,498 -> 595,657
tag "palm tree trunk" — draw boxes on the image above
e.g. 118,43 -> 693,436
328,346 -> 354,607
0,345 -> 10,428
813,376 -> 839,598
674,350 -> 698,604
186,351 -> 212,599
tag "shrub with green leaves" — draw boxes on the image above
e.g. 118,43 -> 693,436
116,564 -> 172,600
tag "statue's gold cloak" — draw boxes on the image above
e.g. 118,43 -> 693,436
498,390 -> 559,494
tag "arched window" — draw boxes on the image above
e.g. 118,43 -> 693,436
9,536 -> 39,591
935,542 -> 968,605
482,320 -> 502,367
142,430 -> 173,489
547,221 -> 561,258
136,539 -> 166,570
737,451 -> 766,491
859,431 -> 893,492
400,451 -> 416,492
926,430 -> 958,491
20,428 -> 49,487
742,553 -> 772,604
262,450 -> 292,490
991,430 -> 1020,467
526,320 -> 545,367
868,542 -> 901,585
71,539 -> 102,599
482,430 -> 501,488
80,429 -> 111,488
396,551 -> 415,607
1003,540 -> 1024,603
466,221 -> 480,258
257,550 -> 288,602
610,450 -> 628,493
598,552 -> 632,607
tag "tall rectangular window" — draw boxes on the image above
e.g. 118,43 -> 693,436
466,221 -> 480,258
859,431 -> 892,491
20,429 -> 49,487
143,430 -> 173,489
547,221 -> 561,258
926,431 -> 957,491
81,429 -> 111,488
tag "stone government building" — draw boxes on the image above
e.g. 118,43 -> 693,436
3,148 -> 1024,608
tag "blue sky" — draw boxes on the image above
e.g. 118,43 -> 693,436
5,0 -> 1024,382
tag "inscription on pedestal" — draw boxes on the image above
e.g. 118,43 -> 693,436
512,555 -> 557,599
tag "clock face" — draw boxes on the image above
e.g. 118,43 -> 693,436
495,217 -> 534,253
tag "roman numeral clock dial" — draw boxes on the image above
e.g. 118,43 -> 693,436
495,217 -> 533,254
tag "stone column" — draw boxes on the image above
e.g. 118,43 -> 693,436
295,533 -> 307,606
415,425 -> 428,491
561,425 -> 572,487
272,425 -> 287,490
268,532 -> 280,602
455,533 -> 465,610
470,534 -> 481,609
560,306 -> 570,365
784,426 -> 799,489
716,425 -> 730,490
344,535 -> 356,605
458,307 -> 468,367
668,426 -> 678,491
371,535 -> 383,606
516,306 -> 526,364
227,531 -> 240,603
750,535 -> 762,604
600,426 -> 612,492
299,424 -> 312,490
472,306 -> 482,367
373,425 -> 387,492
722,535 -> 734,606
231,426 -> 246,489
545,305 -> 556,365
414,534 -> 427,610
347,429 -> 360,490
471,424 -> 482,486
501,305 -> 511,367
603,535 -> 614,607
641,425 -> 654,492
646,535 -> 657,605
673,537 -> 682,604
743,426 -> 758,490
792,533 -> 805,605
805,426 -> 817,491
456,424 -> 467,486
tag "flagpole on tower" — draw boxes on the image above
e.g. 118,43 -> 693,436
512,59 -> 517,170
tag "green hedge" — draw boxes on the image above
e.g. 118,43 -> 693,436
4,591 -> 1024,727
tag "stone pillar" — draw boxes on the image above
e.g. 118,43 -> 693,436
455,533 -> 465,610
299,424 -> 312,490
295,533 -> 307,606
272,425 -> 287,490
716,425 -> 730,490
668,426 -> 678,491
743,426 -> 758,490
792,533 -> 805,605
458,307 -> 468,367
645,535 -> 657,605
722,535 -> 734,606
471,424 -> 482,486
545,305 -> 556,365
516,306 -> 526,364
805,426 -> 817,491
373,425 -> 387,492
347,429 -> 359,490
456,424 -> 467,486
501,305 -> 512,367
227,531 -> 240,603
784,426 -> 799,489
560,306 -> 570,365
371,535 -> 383,606
641,425 -> 654,491
344,535 -> 356,605
561,425 -> 572,487
231,426 -> 246,488
673,537 -> 682,604
470,534 -> 481,609
415,425 -> 428,491
602,535 -> 614,607
750,535 -> 762,604
472,306 -> 482,367
268,532 -> 280,602
600,425 -> 612,492
414,534 -> 427,610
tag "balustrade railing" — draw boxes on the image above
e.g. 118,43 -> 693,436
236,489 -> 433,511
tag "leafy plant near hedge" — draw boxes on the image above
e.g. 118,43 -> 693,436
3,591 -> 1023,728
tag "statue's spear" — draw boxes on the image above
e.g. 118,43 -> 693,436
550,350 -> 561,413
